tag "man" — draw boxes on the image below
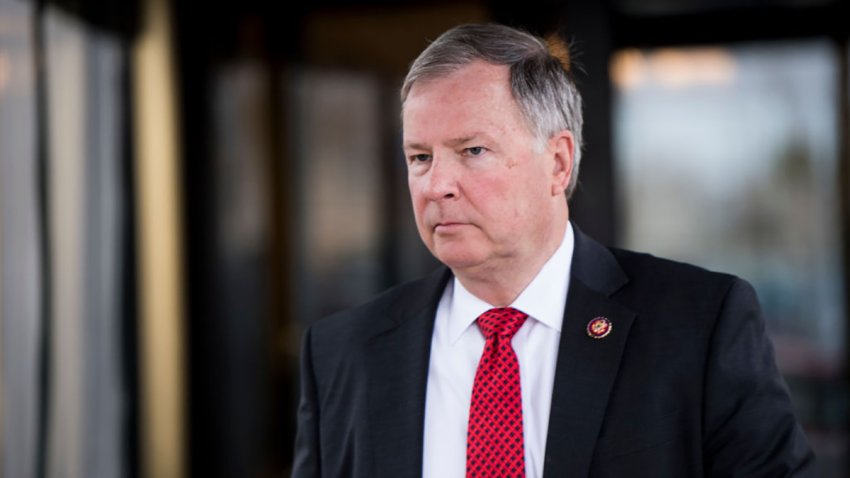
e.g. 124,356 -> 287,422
292,24 -> 815,477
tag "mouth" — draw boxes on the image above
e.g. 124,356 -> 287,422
433,222 -> 467,233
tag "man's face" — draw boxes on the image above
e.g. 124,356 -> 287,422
403,61 -> 568,275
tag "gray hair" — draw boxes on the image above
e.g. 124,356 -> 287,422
401,23 -> 584,199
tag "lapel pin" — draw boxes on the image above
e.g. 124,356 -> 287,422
587,317 -> 612,339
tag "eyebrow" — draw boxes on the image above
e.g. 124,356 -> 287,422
402,141 -> 430,151
403,133 -> 492,151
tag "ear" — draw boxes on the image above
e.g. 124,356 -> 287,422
548,130 -> 574,196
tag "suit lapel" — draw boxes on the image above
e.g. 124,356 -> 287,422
543,227 -> 636,478
367,268 -> 451,478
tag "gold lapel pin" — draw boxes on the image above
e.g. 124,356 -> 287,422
587,317 -> 612,339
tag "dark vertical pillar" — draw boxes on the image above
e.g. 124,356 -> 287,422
32,0 -> 53,476
171,1 -> 216,476
380,77 -> 402,289
265,61 -> 294,476
561,0 -> 618,245
120,38 -> 140,478
838,38 -> 850,383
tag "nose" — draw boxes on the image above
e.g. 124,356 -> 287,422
422,155 -> 459,201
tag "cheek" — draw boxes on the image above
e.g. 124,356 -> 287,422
466,176 -> 517,221
407,182 -> 428,224
408,182 -> 422,204
407,176 -> 419,202
500,168 -> 549,220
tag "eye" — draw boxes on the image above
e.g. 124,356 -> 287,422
410,153 -> 432,163
465,146 -> 486,156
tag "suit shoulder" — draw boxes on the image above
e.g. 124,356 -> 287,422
611,247 -> 737,287
309,267 -> 449,341
607,247 -> 747,315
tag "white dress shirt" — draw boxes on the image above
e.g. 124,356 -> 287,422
422,223 -> 574,478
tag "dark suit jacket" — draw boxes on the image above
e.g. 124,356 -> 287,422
292,226 -> 815,477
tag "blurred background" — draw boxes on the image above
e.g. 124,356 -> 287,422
1,0 -> 848,476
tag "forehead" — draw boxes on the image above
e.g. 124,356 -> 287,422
402,61 -> 530,143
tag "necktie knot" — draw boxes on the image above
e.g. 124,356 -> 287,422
477,307 -> 527,340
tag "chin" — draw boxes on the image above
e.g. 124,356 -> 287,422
432,244 -> 487,271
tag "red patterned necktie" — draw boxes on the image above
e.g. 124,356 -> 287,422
467,307 -> 528,478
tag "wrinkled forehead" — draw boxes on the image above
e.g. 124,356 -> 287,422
402,62 -> 540,147
402,63 -> 524,136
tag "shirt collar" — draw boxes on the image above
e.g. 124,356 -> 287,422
447,222 -> 575,344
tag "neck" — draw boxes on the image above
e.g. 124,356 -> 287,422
454,210 -> 569,307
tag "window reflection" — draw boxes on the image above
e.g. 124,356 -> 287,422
0,0 -> 40,476
613,40 -> 847,475
289,69 -> 386,323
